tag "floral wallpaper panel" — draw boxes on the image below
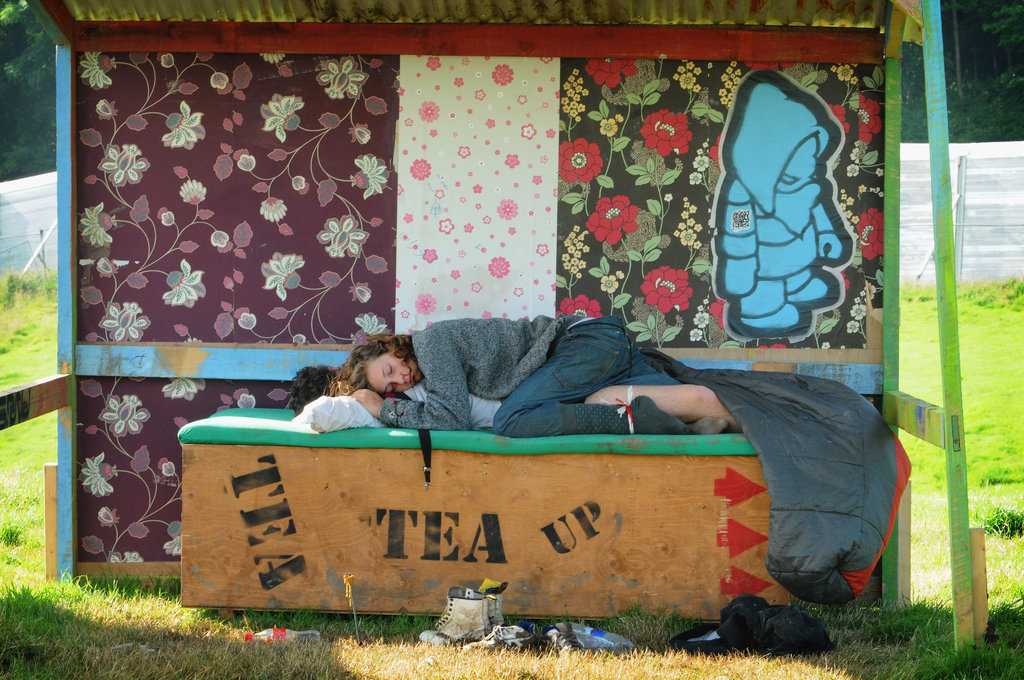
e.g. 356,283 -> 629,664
554,59 -> 885,350
393,56 -> 560,331
77,375 -> 289,564
76,52 -> 400,346
73,51 -> 400,563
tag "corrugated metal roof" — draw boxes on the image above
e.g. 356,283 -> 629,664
61,0 -> 892,28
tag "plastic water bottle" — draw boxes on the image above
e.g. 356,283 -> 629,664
568,623 -> 635,653
245,627 -> 321,643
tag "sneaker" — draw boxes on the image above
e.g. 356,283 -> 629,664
542,622 -> 584,651
434,587 -> 504,642
463,623 -> 536,650
418,630 -> 453,646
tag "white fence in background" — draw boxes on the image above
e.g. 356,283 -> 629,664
0,172 -> 58,276
2,143 -> 1023,282
900,142 -> 1024,285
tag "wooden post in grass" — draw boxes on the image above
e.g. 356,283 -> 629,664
880,11 -> 907,604
44,463 -> 58,580
969,528 -> 989,645
921,0 -> 975,647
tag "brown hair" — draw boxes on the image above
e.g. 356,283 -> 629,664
330,334 -> 416,396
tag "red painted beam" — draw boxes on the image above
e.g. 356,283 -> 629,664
75,22 -> 883,64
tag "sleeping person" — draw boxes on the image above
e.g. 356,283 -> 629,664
287,363 -> 500,432
288,316 -> 734,437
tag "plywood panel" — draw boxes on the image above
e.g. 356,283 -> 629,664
182,444 -> 785,619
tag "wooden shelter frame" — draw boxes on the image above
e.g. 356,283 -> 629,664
4,0 -> 978,647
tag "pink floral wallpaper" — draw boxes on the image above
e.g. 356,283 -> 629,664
393,56 -> 560,329
73,52 -> 887,563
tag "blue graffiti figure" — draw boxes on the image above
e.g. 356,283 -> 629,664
711,70 -> 854,341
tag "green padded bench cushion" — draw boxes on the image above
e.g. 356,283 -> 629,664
177,408 -> 755,456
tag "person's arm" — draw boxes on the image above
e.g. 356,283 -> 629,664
292,395 -> 383,432
377,324 -> 475,430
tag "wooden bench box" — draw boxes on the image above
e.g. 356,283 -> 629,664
178,409 -> 788,619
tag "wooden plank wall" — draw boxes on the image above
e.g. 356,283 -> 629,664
182,443 -> 787,619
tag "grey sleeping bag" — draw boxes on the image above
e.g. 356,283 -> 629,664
644,350 -> 910,604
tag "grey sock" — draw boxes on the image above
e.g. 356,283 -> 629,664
629,396 -> 694,435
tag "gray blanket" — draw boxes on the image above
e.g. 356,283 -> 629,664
644,351 -> 910,604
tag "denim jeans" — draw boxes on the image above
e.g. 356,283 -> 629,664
492,316 -> 678,437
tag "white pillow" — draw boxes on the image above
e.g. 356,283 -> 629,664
292,395 -> 381,432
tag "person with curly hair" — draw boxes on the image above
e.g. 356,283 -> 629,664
312,315 -> 734,438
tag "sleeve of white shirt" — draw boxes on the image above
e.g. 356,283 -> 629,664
468,394 -> 501,429
292,395 -> 382,432
397,384 -> 501,429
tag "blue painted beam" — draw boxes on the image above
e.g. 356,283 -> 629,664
55,43 -> 75,581
74,344 -> 883,393
75,345 -> 350,381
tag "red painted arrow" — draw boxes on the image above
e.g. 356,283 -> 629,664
716,519 -> 768,558
720,566 -> 773,597
713,467 -> 766,507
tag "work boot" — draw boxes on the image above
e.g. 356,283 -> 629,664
434,587 -> 504,642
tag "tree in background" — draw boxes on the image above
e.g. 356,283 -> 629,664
0,0 -> 56,181
0,1 -> 1020,168
902,0 -> 1024,143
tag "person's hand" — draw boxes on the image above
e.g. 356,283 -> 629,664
350,389 -> 385,418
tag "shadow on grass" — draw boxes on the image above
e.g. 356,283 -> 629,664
0,577 -> 370,680
7,575 -> 1024,679
82,573 -> 451,649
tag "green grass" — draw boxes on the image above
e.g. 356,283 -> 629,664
1,275 -> 1023,679
0,272 -> 59,471
898,279 -> 1024,493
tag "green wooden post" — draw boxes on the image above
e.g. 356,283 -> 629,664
880,51 -> 904,603
921,0 -> 974,646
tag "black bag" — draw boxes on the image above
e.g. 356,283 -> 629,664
669,594 -> 835,656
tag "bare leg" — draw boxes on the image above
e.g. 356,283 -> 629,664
584,384 -> 740,432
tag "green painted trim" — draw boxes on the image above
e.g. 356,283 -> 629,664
922,0 -> 974,647
882,57 -> 901,398
178,408 -> 757,457
881,54 -> 904,603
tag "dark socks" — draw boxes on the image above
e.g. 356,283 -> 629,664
629,396 -> 694,435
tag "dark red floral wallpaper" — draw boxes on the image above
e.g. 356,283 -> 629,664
74,52 -> 399,563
